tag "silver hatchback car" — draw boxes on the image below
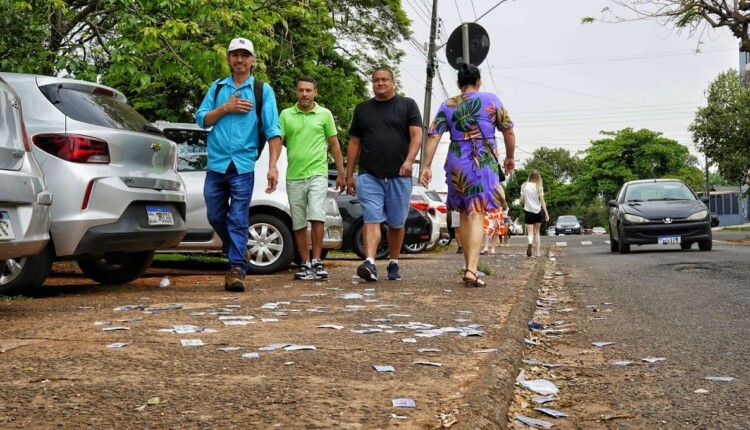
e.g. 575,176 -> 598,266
0,73 -> 187,288
152,121 -> 343,274
0,77 -> 53,294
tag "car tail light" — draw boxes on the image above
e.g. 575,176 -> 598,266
410,200 -> 429,212
437,205 -> 447,214
428,207 -> 436,216
33,134 -> 110,164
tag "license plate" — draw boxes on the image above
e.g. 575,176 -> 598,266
146,206 -> 174,226
0,211 -> 16,241
658,235 -> 681,245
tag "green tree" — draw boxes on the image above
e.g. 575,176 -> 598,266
582,1 -> 750,53
690,69 -> 750,191
0,0 -> 412,150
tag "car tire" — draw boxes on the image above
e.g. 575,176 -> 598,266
0,242 -> 54,295
352,224 -> 389,260
246,213 -> 294,274
438,236 -> 452,247
403,242 -> 427,254
77,250 -> 154,285
680,242 -> 692,250
617,227 -> 630,254
425,240 -> 440,252
698,240 -> 713,251
609,231 -> 618,253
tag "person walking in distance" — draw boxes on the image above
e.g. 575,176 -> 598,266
420,63 -> 516,288
346,67 -> 423,282
277,77 -> 345,280
520,169 -> 549,258
196,37 -> 281,292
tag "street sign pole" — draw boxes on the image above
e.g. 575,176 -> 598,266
419,0 -> 439,175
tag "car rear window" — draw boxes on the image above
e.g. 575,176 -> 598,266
558,216 -> 577,223
425,190 -> 443,202
163,128 -> 208,172
38,84 -> 151,132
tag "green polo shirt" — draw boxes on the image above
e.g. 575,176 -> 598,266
279,102 -> 337,180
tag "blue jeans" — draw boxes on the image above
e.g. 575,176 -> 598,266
204,162 -> 254,271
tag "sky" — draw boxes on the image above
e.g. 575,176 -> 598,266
396,0 -> 741,169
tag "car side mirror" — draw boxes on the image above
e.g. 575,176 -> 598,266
700,196 -> 709,204
607,199 -> 617,208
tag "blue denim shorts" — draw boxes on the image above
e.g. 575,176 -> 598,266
357,174 -> 412,228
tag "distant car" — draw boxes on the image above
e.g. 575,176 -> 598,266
592,227 -> 606,235
555,215 -> 581,235
608,179 -> 712,254
328,171 -> 431,259
0,77 -> 53,295
404,186 -> 446,253
1,72 -> 187,290
153,122 -> 343,274
710,212 -> 719,227
546,226 -> 556,236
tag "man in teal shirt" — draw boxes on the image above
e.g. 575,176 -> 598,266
277,77 -> 345,280
196,37 -> 282,292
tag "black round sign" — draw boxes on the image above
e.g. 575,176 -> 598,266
445,23 -> 490,69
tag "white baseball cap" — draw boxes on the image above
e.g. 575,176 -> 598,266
227,37 -> 254,55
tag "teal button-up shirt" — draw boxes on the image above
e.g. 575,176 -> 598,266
196,76 -> 281,174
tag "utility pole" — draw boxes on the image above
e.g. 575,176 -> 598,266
419,0 -> 439,174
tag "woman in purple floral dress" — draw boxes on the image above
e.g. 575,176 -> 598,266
420,63 -> 516,287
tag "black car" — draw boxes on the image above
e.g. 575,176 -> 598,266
710,212 -> 720,227
608,179 -> 712,254
554,215 -> 581,235
329,171 -> 432,259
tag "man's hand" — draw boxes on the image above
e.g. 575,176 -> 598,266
224,92 -> 253,114
420,166 -> 432,188
399,160 -> 413,177
266,166 -> 278,193
346,176 -> 356,196
335,174 -> 346,194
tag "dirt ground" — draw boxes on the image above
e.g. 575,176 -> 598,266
0,246 -> 542,430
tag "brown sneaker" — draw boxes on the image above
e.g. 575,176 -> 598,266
526,244 -> 533,257
224,266 -> 246,292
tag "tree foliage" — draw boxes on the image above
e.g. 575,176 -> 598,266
0,0 -> 412,145
690,69 -> 750,190
583,1 -> 750,52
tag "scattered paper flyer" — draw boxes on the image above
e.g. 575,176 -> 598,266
241,352 -> 260,359
474,349 -> 498,354
317,324 -> 344,330
704,376 -> 735,382
520,379 -> 560,396
284,345 -> 316,351
611,360 -> 634,366
417,348 -> 441,353
217,347 -> 242,352
373,365 -> 395,373
222,320 -> 253,326
401,338 -> 417,343
391,398 -> 416,408
532,396 -> 556,404
413,361 -> 442,367
106,342 -> 128,348
102,326 -> 130,331
535,407 -> 568,418
180,339 -> 204,347
515,415 -> 554,429
592,341 -> 615,347
259,343 -> 290,351
642,357 -> 667,363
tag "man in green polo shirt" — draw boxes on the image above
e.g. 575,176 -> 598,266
278,76 -> 345,280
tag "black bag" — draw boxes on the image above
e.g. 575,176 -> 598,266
213,78 -> 266,160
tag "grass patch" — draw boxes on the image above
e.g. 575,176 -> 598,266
721,226 -> 750,232
154,253 -> 226,264
0,295 -> 32,302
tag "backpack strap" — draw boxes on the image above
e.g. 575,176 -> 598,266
254,79 -> 266,161
212,78 -> 225,105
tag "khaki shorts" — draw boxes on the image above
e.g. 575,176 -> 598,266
287,175 -> 328,231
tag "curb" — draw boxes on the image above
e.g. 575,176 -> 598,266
458,252 -> 547,429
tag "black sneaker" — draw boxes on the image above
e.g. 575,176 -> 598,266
313,262 -> 329,279
294,263 -> 315,280
356,261 -> 378,282
387,261 -> 401,281
456,247 -> 463,254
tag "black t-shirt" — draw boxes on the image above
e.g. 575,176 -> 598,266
349,95 -> 423,179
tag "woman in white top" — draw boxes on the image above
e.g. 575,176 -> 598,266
520,169 -> 549,257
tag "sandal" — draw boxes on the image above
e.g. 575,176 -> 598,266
462,270 -> 486,288
480,250 -> 489,255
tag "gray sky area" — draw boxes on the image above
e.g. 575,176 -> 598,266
397,0 -> 740,168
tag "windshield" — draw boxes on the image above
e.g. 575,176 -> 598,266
624,182 -> 696,202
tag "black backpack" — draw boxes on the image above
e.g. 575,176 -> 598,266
213,78 -> 266,160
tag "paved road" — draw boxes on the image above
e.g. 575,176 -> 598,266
551,234 -> 749,428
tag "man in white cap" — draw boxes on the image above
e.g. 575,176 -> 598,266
196,37 -> 282,292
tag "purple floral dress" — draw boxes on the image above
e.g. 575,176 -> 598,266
428,91 -> 514,214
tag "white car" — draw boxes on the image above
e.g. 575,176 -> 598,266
0,77 -> 53,294
1,72 -> 187,290
403,185 -> 446,253
153,122 -> 343,274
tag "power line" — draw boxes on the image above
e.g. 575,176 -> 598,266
453,0 -> 463,22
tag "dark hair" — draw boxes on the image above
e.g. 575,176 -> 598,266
372,67 -> 394,80
296,76 -> 317,88
457,63 -> 481,88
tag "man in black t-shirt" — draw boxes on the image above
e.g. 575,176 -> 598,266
346,67 -> 423,282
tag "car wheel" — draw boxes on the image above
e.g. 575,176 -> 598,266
352,224 -> 389,260
77,250 -> 154,285
425,240 -> 440,252
403,242 -> 427,254
438,236 -> 452,247
246,213 -> 294,274
0,242 -> 54,295
698,240 -> 713,251
617,226 -> 630,254
680,242 -> 692,250
609,231 -> 618,253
